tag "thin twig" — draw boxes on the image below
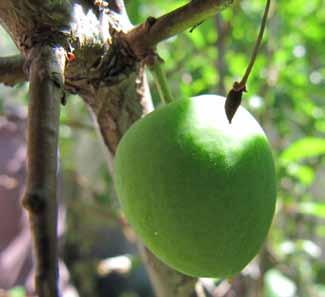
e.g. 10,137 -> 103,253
0,55 -> 26,86
22,45 -> 66,297
239,0 -> 271,86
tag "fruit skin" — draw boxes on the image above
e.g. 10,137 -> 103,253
114,95 -> 277,278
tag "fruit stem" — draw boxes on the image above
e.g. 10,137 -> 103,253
240,0 -> 271,86
225,0 -> 271,123
150,60 -> 174,104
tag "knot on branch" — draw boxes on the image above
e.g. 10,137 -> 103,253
145,17 -> 157,31
22,190 -> 47,214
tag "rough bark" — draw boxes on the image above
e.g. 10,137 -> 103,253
22,45 -> 66,297
0,1 -> 234,296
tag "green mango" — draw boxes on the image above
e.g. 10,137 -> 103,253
115,95 -> 277,278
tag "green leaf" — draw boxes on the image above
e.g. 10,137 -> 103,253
9,287 -> 25,297
315,284 -> 325,295
286,164 -> 315,185
316,120 -> 325,133
316,226 -> 325,238
280,137 -> 325,164
298,202 -> 325,218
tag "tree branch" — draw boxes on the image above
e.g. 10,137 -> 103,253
125,0 -> 233,58
22,45 -> 66,297
0,55 -> 26,86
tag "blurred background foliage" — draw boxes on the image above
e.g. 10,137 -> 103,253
0,0 -> 324,296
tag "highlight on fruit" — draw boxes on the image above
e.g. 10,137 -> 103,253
114,94 -> 277,278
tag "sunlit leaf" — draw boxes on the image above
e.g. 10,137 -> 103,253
316,226 -> 325,238
264,269 -> 296,297
316,120 -> 325,133
278,240 -> 321,258
298,240 -> 322,258
298,202 -> 325,218
9,287 -> 25,297
280,137 -> 325,164
286,164 -> 315,185
315,284 -> 325,295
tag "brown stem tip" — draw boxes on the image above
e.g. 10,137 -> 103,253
224,81 -> 246,123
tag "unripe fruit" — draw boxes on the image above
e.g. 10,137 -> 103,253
114,95 -> 276,278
